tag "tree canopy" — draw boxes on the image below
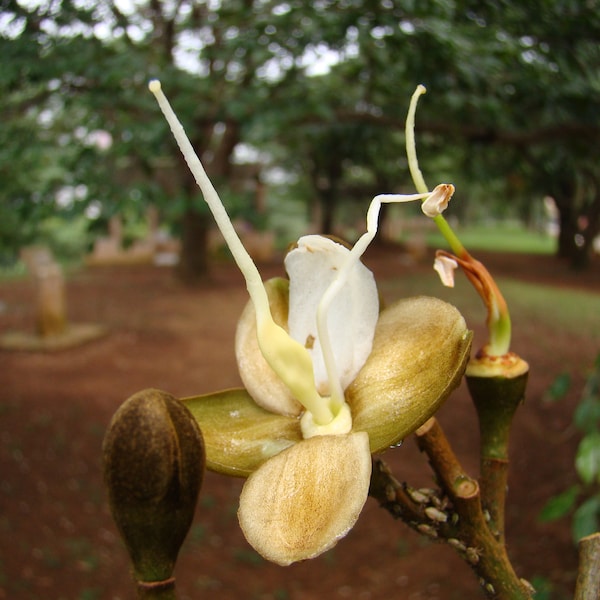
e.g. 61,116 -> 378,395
1,0 -> 598,272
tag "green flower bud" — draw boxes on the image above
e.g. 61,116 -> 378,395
102,389 -> 205,585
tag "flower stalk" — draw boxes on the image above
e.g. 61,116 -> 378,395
406,84 -> 512,357
466,358 -> 529,542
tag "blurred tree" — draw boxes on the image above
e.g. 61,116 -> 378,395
0,0 -> 336,278
2,0 -> 598,272
255,0 -> 599,264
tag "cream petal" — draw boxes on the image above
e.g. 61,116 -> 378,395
348,296 -> 472,453
238,432 -> 371,566
284,235 -> 379,395
433,255 -> 458,288
181,388 -> 302,478
235,278 -> 303,417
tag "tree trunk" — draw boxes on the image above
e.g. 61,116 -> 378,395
173,121 -> 241,283
555,192 -> 600,269
319,186 -> 337,235
176,207 -> 210,284
556,206 -> 577,260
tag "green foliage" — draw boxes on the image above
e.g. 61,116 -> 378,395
576,432 -> 600,485
527,576 -> 554,600
539,485 -> 580,522
540,355 -> 600,542
37,215 -> 93,261
572,496 -> 600,542
543,373 -> 572,403
1,0 -> 599,270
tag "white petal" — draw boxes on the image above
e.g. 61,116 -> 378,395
284,235 -> 379,395
238,432 -> 371,565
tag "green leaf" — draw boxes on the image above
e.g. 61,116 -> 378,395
543,372 -> 571,403
575,432 -> 600,484
528,576 -> 553,600
181,388 -> 302,478
571,495 -> 600,543
538,485 -> 580,522
574,398 -> 600,434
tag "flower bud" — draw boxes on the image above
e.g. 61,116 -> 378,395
102,389 -> 205,584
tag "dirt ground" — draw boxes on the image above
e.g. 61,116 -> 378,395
0,245 -> 599,600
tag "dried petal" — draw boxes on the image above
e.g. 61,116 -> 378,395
238,432 -> 371,565
235,278 -> 303,417
421,183 -> 454,217
181,388 -> 302,477
434,255 -> 459,288
348,296 -> 471,452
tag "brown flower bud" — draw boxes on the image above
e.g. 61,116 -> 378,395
103,389 -> 205,584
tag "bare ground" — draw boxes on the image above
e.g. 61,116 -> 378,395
0,246 -> 599,600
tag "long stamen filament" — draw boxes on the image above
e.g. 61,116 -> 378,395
406,85 -> 429,196
405,85 -> 512,355
149,80 -> 331,424
406,85 -> 467,258
149,80 -> 269,316
317,189 -> 441,412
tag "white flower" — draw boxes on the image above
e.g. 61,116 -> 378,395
149,79 -> 471,565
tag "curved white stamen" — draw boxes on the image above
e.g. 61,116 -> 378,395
406,84 -> 429,195
149,80 -> 269,318
149,80 -> 331,425
317,189 -> 440,412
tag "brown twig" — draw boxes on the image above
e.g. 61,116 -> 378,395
414,417 -> 477,498
370,417 -> 533,599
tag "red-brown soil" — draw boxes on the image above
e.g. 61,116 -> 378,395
0,246 -> 598,600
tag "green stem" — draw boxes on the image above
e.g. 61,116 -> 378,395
466,365 -> 529,541
488,310 -> 512,358
433,214 -> 469,259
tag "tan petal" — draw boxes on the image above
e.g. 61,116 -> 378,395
348,296 -> 471,453
235,277 -> 303,416
238,432 -> 371,565
181,389 -> 302,477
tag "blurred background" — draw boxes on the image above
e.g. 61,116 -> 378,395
1,0 -> 599,278
1,2 -> 600,599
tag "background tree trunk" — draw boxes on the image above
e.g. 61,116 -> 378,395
174,122 -> 241,283
176,207 -> 210,284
